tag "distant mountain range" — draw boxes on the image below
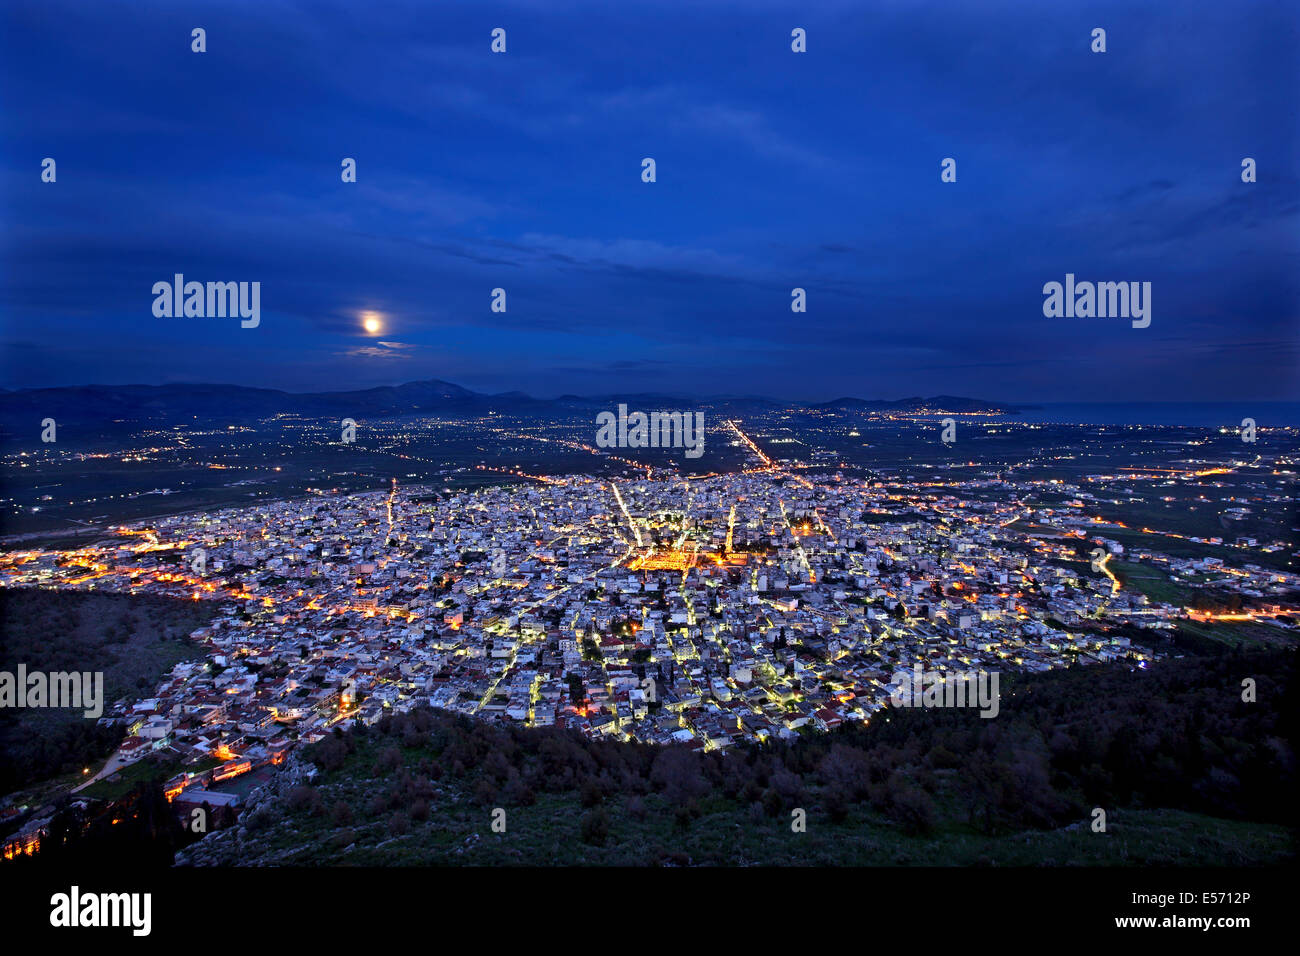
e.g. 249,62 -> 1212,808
0,379 -> 1026,430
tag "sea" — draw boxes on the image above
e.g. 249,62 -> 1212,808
1002,402 -> 1300,428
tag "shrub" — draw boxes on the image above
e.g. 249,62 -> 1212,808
387,811 -> 410,836
626,795 -> 648,821
580,807 -> 610,846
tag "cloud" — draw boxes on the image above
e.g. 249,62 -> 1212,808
342,341 -> 419,359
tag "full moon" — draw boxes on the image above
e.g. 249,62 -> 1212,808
360,311 -> 383,335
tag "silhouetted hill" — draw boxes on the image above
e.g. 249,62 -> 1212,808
0,379 -> 1024,431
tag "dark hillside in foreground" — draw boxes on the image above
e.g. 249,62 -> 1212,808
182,649 -> 1297,866
0,588 -> 220,797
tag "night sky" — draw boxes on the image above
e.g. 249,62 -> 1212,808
2,0 -> 1297,402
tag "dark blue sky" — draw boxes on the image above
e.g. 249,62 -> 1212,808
2,0 -> 1297,401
